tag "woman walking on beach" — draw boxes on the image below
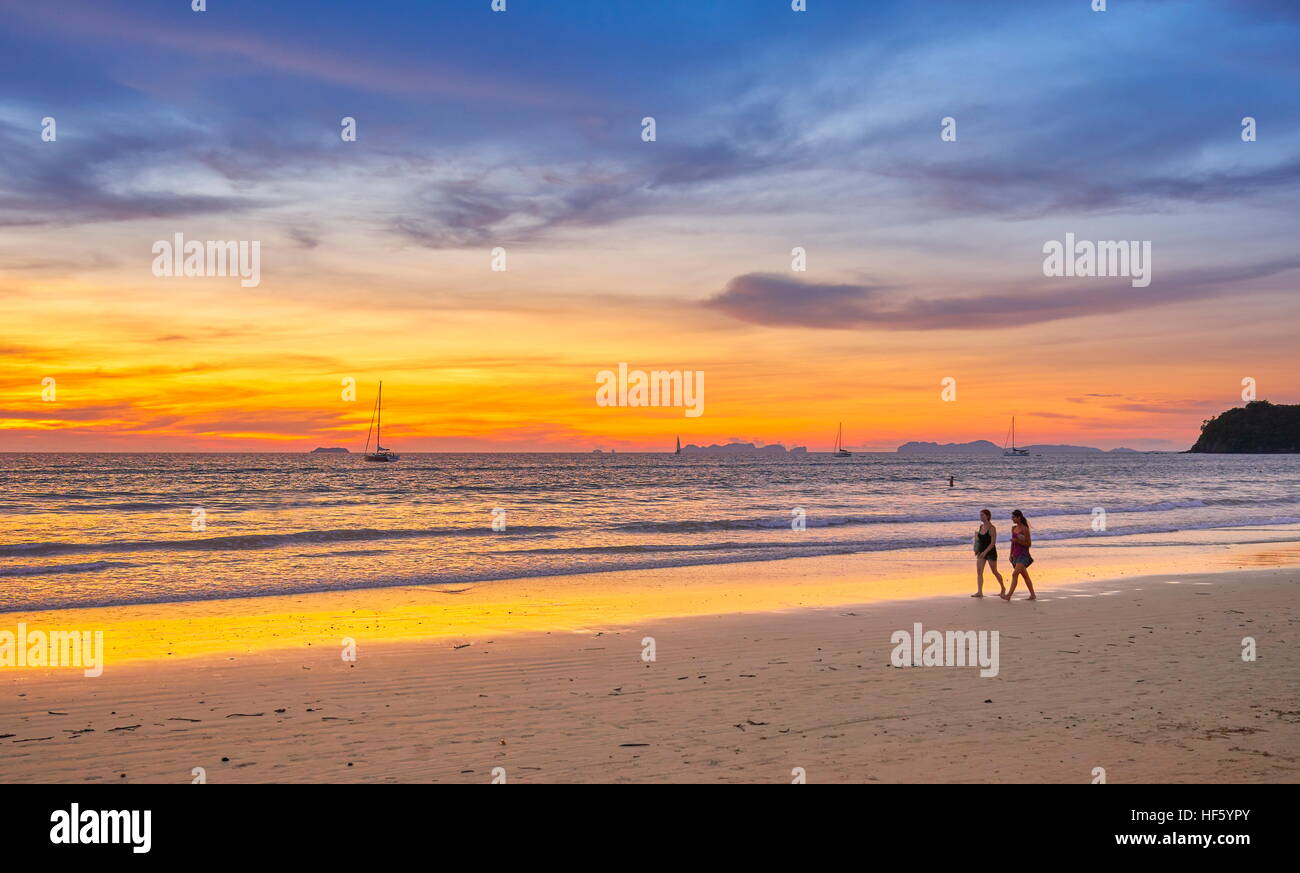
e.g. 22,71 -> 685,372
1002,509 -> 1036,600
971,509 -> 1005,598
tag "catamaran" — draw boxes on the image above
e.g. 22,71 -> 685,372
363,381 -> 400,463
834,422 -> 851,457
1003,416 -> 1029,456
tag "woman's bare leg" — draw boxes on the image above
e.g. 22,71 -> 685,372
1004,567 -> 1020,599
988,558 -> 1005,595
1022,570 -> 1036,600
973,557 -> 987,596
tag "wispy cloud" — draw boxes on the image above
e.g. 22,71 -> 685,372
0,120 -> 265,227
705,257 -> 1300,331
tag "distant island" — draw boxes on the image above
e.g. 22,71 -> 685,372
897,440 -> 1137,454
310,447 -> 350,454
1189,400 -> 1300,453
681,442 -> 807,455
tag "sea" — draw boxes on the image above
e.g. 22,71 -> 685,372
2,452 -> 1299,612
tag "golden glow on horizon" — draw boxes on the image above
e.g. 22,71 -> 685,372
2,264 -> 1297,453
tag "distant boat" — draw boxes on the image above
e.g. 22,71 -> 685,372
1003,416 -> 1029,457
834,422 -> 851,457
363,381 -> 400,463
675,435 -> 681,455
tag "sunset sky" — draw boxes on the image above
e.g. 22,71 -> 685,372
2,0 -> 1297,452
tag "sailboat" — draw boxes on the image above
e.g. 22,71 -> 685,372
363,381 -> 400,462
834,422 -> 851,457
675,435 -> 681,455
1003,416 -> 1029,457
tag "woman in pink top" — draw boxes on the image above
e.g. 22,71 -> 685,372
1001,509 -> 1036,600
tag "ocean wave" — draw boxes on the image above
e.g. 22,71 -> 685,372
0,560 -> 142,578
605,497 -> 1300,533
508,515 -> 1300,557
7,520 -> 1300,613
0,525 -> 567,559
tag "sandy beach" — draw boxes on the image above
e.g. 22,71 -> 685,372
3,538 -> 1297,784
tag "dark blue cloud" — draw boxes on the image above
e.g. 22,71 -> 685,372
0,0 -> 1296,250
706,257 -> 1300,330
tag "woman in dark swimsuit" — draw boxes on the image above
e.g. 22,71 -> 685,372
1002,509 -> 1036,600
971,509 -> 1005,598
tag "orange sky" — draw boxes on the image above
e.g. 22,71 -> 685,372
3,254 -> 1296,452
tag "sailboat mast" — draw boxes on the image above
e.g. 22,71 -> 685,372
377,381 -> 382,449
363,388 -> 377,453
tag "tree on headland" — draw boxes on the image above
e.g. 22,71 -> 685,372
1188,401 -> 1300,453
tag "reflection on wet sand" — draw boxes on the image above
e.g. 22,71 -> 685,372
1231,544 -> 1300,567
